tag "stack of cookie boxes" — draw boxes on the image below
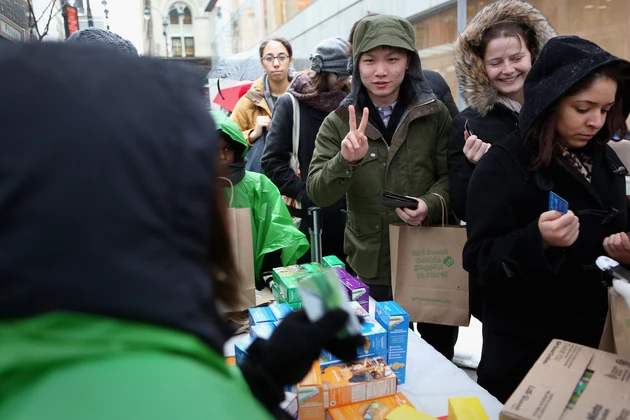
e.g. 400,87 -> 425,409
298,301 -> 411,420
269,258 -> 371,313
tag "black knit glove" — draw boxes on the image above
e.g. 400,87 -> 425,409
240,310 -> 365,412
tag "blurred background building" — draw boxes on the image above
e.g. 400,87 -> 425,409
0,0 -> 28,41
202,0 -> 629,107
142,0 -> 213,70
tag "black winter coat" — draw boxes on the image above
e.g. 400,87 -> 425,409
262,94 -> 346,260
423,70 -> 459,118
448,105 -> 519,221
464,132 -> 629,402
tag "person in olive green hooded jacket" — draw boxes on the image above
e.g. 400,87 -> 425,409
307,14 -> 459,359
211,111 -> 309,289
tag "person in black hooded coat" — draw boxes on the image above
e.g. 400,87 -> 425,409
463,36 -> 630,403
0,41 -> 363,419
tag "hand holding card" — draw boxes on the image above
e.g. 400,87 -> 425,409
549,191 -> 569,214
538,209 -> 579,249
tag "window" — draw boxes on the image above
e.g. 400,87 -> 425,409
169,8 -> 179,25
172,37 -> 182,57
183,7 -> 192,25
169,6 -> 192,25
185,37 -> 195,57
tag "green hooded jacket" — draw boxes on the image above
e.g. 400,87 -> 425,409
211,111 -> 309,281
0,313 -> 271,420
306,15 -> 452,286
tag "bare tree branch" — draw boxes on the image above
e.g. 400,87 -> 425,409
27,0 -> 43,39
28,0 -> 65,41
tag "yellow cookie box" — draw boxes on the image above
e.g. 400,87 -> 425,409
447,397 -> 489,420
326,392 -> 414,420
386,405 -> 437,420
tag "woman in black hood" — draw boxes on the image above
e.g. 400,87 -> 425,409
463,36 -> 630,403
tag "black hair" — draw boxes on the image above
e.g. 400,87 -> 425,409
259,37 -> 293,58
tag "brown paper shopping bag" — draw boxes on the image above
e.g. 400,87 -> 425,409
390,193 -> 469,327
600,287 -> 630,358
222,177 -> 256,312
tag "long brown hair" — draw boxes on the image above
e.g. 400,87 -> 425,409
208,182 -> 240,309
525,65 -> 628,169
476,19 -> 538,62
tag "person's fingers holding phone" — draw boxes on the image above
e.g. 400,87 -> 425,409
463,134 -> 491,164
395,198 -> 428,226
538,210 -> 580,249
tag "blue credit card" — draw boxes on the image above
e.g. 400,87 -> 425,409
549,191 -> 568,214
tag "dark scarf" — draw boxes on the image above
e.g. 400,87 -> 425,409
219,160 -> 246,189
287,72 -> 347,114
356,78 -> 412,145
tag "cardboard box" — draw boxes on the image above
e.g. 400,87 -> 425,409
270,281 -> 302,310
386,405 -> 437,420
336,268 -> 370,312
301,262 -> 325,273
273,265 -> 308,303
234,335 -> 255,366
269,302 -> 293,320
298,361 -> 325,420
250,322 -> 276,340
320,315 -> 388,367
248,306 -> 277,328
348,301 -> 370,319
323,255 -> 346,269
321,356 -> 398,408
326,392 -> 414,420
281,392 -> 299,419
448,397 -> 489,420
501,339 -> 630,420
375,301 -> 409,385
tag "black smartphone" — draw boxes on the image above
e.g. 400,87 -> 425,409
464,119 -> 474,137
381,191 -> 419,210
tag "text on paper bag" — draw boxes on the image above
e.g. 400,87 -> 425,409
411,248 -> 455,279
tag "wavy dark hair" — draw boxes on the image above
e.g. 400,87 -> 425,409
525,64 -> 629,169
259,37 -> 293,58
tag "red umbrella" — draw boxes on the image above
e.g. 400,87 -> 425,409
213,80 -> 254,112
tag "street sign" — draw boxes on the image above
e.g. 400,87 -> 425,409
63,5 -> 79,38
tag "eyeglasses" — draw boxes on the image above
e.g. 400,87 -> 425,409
262,53 -> 289,64
335,73 -> 350,82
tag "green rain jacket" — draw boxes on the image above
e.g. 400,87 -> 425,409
212,111 -> 309,281
306,15 -> 452,286
0,313 -> 271,420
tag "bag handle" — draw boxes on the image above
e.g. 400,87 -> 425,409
430,192 -> 447,228
219,176 -> 235,207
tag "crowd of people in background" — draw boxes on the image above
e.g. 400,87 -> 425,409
1,0 -> 630,418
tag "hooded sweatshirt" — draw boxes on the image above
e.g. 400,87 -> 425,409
211,111 -> 309,286
0,42 -> 270,419
448,0 -> 556,221
307,14 -> 452,285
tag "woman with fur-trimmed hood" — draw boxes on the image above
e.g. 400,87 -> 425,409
447,0 -> 555,323
448,0 -> 556,222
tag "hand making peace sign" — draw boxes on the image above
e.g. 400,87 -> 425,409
341,105 -> 370,164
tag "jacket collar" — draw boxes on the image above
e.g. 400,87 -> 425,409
243,76 -> 271,114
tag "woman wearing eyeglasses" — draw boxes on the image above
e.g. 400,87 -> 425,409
262,37 -> 352,263
231,37 -> 294,147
